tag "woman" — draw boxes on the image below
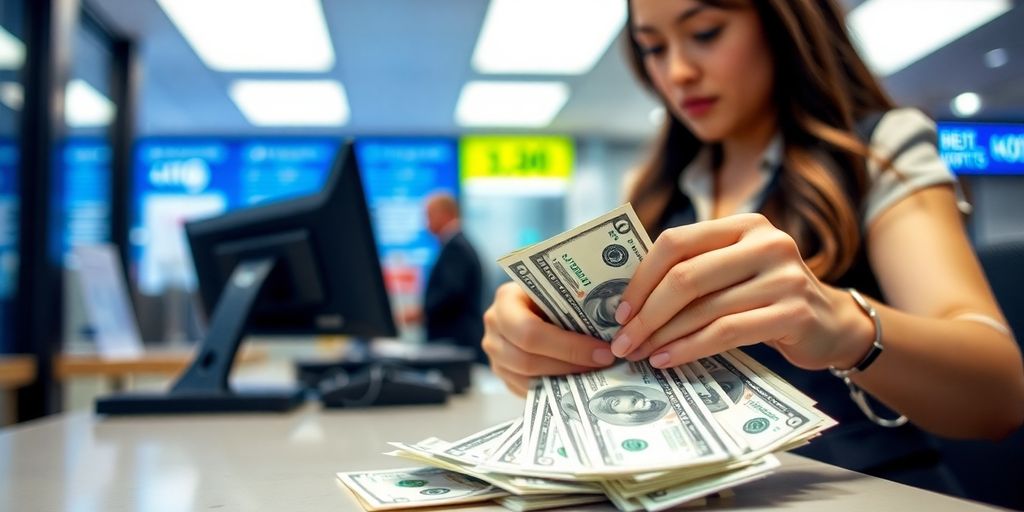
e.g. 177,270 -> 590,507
481,0 -> 1024,494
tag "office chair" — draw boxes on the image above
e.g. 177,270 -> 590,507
977,237 -> 1024,341
936,237 -> 1024,510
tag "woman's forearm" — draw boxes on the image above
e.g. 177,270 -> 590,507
852,303 -> 1024,439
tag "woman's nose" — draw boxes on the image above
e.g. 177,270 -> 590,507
667,48 -> 700,85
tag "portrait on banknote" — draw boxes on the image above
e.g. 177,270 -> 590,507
699,361 -> 746,405
586,385 -> 669,426
557,391 -> 581,423
582,278 -> 628,329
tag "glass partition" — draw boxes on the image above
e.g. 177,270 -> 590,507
0,1 -> 26,353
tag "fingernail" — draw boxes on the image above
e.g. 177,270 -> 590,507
650,352 -> 671,368
593,348 -> 616,366
615,301 -> 632,325
610,334 -> 631,357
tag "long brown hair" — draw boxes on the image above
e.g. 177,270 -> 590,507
625,0 -> 895,281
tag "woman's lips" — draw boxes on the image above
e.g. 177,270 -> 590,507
681,97 -> 718,117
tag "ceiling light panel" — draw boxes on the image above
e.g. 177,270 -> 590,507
472,0 -> 626,75
229,80 -> 349,127
0,26 -> 25,70
66,79 -> 115,128
0,82 -> 23,111
847,0 -> 1012,76
155,0 -> 334,72
455,81 -> 570,128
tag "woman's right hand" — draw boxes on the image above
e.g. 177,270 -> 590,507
482,282 -> 619,397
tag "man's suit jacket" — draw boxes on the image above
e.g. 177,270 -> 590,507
424,231 -> 485,362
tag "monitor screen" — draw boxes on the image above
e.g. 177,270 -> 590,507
937,121 -> 1024,175
186,140 -> 397,338
130,137 -> 460,309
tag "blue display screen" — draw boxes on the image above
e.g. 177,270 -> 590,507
131,138 -> 338,293
355,138 -> 459,306
0,139 -> 17,301
131,137 -> 459,303
938,121 -> 1024,175
62,138 -> 111,252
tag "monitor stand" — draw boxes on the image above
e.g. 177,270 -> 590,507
96,257 -> 304,415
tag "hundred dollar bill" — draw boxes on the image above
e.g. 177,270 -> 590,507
498,203 -> 653,341
336,466 -> 505,511
679,363 -> 749,450
483,418 -> 524,469
522,380 -> 544,455
658,365 -> 745,458
387,438 -> 593,495
523,387 -> 582,471
636,455 -> 780,512
496,493 -> 608,512
435,419 -> 516,465
542,376 -> 591,467
565,361 -> 731,475
727,349 -> 819,409
694,353 -> 831,453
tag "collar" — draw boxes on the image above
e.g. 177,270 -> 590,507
438,219 -> 461,244
678,133 -> 784,222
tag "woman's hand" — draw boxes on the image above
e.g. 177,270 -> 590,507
610,214 -> 874,371
482,283 -> 618,397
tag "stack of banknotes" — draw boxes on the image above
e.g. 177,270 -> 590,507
338,204 -> 836,511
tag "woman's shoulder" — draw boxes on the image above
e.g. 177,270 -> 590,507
860,107 -> 956,229
868,107 -> 937,150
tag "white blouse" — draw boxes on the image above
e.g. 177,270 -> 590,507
676,108 -> 958,230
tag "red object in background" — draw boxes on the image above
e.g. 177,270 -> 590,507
383,265 -> 421,295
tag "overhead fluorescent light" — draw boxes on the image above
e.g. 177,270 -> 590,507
155,0 -> 334,72
847,0 -> 1012,76
984,48 -> 1009,69
0,26 -> 25,70
0,82 -> 23,111
229,80 -> 349,127
66,79 -> 115,128
951,92 -> 982,118
472,0 -> 626,75
455,81 -> 570,128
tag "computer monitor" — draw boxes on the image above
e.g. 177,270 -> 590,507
96,140 -> 397,414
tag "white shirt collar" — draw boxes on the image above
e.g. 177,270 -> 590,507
678,133 -> 784,222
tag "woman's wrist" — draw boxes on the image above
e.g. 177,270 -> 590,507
827,286 -> 878,370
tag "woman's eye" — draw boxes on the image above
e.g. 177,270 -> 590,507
693,26 -> 722,43
638,44 -> 665,57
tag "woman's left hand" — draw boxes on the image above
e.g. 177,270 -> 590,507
610,213 -> 871,370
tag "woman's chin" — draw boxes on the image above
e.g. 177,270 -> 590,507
680,117 -> 727,143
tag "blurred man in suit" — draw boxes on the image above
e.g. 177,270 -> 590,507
402,192 -> 486,362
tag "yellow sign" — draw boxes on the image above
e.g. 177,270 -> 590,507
460,135 -> 574,181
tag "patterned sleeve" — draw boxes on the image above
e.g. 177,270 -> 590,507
862,108 -> 957,229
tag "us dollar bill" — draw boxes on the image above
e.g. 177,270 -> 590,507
565,361 -> 731,475
496,493 -> 608,512
436,419 -> 516,465
693,353 -> 826,453
336,466 -> 505,510
524,387 -> 582,471
387,438 -> 593,496
522,380 -> 544,455
541,376 -> 590,467
635,455 -> 780,512
498,203 -> 653,341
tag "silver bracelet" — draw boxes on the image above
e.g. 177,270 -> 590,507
828,288 -> 908,428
